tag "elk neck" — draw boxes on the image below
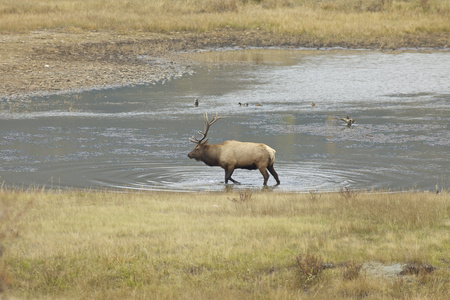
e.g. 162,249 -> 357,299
200,144 -> 221,166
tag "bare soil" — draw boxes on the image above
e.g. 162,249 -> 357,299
1,29 -> 448,100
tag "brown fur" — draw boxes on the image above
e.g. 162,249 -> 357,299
188,140 -> 280,186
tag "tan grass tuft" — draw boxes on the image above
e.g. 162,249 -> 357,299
400,262 -> 436,276
296,253 -> 324,284
342,261 -> 363,281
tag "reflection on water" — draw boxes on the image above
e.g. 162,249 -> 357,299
1,50 -> 449,192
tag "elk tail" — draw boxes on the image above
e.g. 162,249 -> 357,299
265,145 -> 276,165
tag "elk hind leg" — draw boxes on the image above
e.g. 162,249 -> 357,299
268,165 -> 280,185
258,167 -> 270,186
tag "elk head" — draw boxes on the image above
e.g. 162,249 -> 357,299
188,113 -> 222,161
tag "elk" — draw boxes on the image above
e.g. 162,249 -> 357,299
188,113 -> 280,186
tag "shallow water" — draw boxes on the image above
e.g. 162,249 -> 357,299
1,50 -> 449,192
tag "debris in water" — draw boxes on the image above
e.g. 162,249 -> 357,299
340,115 -> 356,127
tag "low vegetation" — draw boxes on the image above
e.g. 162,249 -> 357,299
1,188 -> 448,299
1,0 -> 449,47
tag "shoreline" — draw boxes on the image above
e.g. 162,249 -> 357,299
1,30 -> 449,102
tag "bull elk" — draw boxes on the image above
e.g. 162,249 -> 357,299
188,113 -> 280,186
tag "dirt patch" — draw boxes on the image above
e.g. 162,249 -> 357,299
323,261 -> 439,282
1,29 -> 448,101
363,262 -> 406,279
362,261 -> 439,282
0,31 -> 194,101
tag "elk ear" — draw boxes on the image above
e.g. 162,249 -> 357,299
200,139 -> 209,145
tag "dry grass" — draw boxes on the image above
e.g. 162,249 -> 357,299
0,0 -> 449,45
342,261 -> 363,281
296,253 -> 324,285
1,188 -> 448,299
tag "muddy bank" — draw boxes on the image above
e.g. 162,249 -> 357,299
1,29 -> 448,101
0,31 -> 195,101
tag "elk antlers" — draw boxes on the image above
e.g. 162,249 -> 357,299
189,113 -> 223,144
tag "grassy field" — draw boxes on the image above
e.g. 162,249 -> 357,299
1,188 -> 448,299
1,0 -> 449,46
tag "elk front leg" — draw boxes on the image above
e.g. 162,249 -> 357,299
224,167 -> 240,184
268,165 -> 280,185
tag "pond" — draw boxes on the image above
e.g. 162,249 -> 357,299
1,50 -> 449,192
